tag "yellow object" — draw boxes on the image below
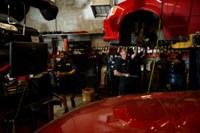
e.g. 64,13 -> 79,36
82,87 -> 95,102
171,34 -> 194,49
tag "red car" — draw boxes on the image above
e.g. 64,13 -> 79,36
35,90 -> 200,133
103,0 -> 200,48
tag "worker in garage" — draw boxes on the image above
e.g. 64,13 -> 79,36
129,47 -> 145,92
113,47 -> 142,95
167,53 -> 186,91
155,53 -> 169,91
53,51 -> 77,113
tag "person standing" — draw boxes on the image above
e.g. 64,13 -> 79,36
113,48 -> 133,95
167,53 -> 186,91
128,47 -> 145,93
53,51 -> 77,113
155,53 -> 169,91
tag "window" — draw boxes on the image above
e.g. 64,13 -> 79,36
90,0 -> 111,17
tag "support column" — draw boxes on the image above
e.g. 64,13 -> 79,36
63,38 -> 68,52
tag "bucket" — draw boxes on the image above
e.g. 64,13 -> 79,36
82,87 -> 95,102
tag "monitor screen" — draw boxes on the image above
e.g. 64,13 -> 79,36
9,41 -> 48,77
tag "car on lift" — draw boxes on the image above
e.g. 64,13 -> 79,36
103,0 -> 200,48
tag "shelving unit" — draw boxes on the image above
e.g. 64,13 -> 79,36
68,41 -> 91,55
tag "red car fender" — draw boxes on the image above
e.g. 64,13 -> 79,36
103,0 -> 200,43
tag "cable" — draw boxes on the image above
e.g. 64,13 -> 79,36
7,4 -> 16,25
14,86 -> 27,120
147,0 -> 164,94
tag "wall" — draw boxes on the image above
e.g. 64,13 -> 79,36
24,0 -> 110,48
26,0 -> 103,33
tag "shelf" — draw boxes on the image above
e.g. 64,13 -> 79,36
41,31 -> 103,41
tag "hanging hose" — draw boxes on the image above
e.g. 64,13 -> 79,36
147,0 -> 164,94
7,4 -> 17,25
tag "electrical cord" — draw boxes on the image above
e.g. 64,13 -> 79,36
147,0 -> 164,94
14,85 -> 27,120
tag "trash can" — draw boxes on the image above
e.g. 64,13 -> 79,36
82,87 -> 95,102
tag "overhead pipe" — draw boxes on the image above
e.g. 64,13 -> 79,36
22,3 -> 26,35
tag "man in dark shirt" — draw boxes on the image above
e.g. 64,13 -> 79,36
114,47 -> 145,95
128,50 -> 145,93
113,48 -> 136,95
53,51 -> 77,113
167,53 -> 186,91
155,53 -> 169,91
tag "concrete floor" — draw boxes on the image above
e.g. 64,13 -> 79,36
53,94 -> 92,119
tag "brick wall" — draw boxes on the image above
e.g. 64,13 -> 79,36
25,0 -> 104,33
25,0 -> 110,47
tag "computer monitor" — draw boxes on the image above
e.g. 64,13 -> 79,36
9,41 -> 48,77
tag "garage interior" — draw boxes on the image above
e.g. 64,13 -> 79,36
0,0 -> 200,133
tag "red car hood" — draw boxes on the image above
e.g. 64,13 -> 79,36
35,91 -> 200,133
